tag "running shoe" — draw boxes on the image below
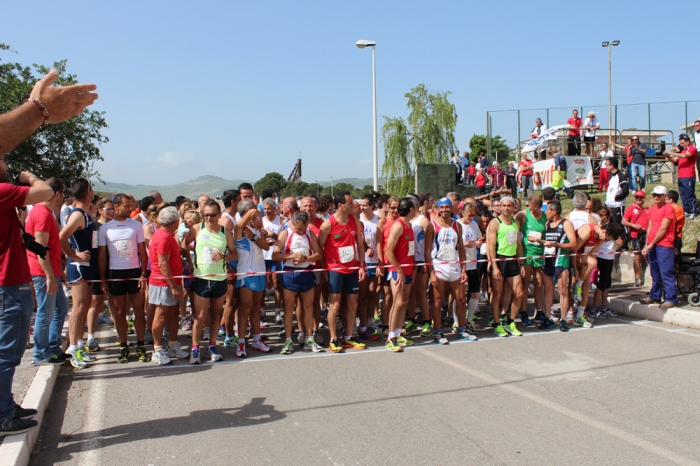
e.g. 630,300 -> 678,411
97,313 -> 113,325
236,342 -> 247,358
455,328 -> 478,341
603,308 -> 618,317
574,285 -> 582,302
260,309 -> 266,321
559,320 -> 570,332
208,346 -> 223,362
504,321 -> 522,336
297,331 -> 306,346
397,335 -> 414,347
359,329 -> 380,341
250,340 -> 271,353
434,332 -> 449,345
152,348 -> 171,365
533,312 -> 547,323
136,345 -> 151,363
367,319 -> 382,331
217,328 -> 226,342
573,316 -> 593,328
117,346 -> 129,364
81,345 -> 96,362
479,293 -> 488,303
86,338 -> 100,352
167,342 -> 189,359
499,315 -> 507,326
404,320 -> 419,335
565,310 -> 574,323
385,339 -> 403,352
493,324 -> 509,338
519,312 -> 533,327
420,323 -> 434,337
303,338 -> 325,353
266,287 -> 274,296
127,318 -> 135,334
488,316 -> 495,327
275,310 -> 284,324
181,318 -> 192,331
69,350 -> 87,368
223,335 -> 238,348
538,318 -> 554,330
144,329 -> 154,345
634,278 -> 643,287
328,339 -> 344,353
591,308 -> 607,319
281,340 -> 294,355
465,321 -> 478,335
342,338 -> 366,350
190,348 -> 201,364
312,330 -> 324,346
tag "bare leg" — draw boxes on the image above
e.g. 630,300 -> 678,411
207,295 -> 225,348
192,294 -> 210,347
130,290 -> 146,341
68,282 -> 92,346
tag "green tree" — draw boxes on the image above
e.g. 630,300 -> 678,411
468,134 -> 511,163
333,182 -> 355,196
0,44 -> 108,183
381,84 -> 457,196
254,172 -> 287,196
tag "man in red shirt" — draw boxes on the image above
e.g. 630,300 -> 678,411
622,190 -> 649,286
26,177 -> 71,366
566,109 -> 582,156
664,133 -> 698,219
640,186 -> 677,309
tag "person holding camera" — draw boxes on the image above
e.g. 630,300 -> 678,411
25,177 -> 71,367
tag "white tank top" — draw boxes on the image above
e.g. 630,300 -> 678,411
283,229 -> 313,268
569,210 -> 590,231
461,220 -> 480,271
234,229 -> 266,276
597,239 -> 616,260
410,214 -> 426,262
360,215 -> 379,265
262,215 -> 282,260
222,212 -> 237,229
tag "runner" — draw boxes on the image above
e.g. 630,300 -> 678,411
272,210 -> 324,354
357,193 -> 381,341
429,197 -> 472,344
458,202 -> 481,337
515,195 -> 547,326
409,192 -> 434,337
148,206 -> 186,365
621,190 -> 649,287
318,192 -> 367,353
572,222 -> 606,328
486,196 -> 525,338
383,198 -> 417,351
181,200 -> 237,364
261,198 -> 283,322
591,222 -> 624,319
300,196 -> 326,345
97,193 -> 150,363
219,189 -> 240,349
59,178 -> 99,368
234,200 -> 271,357
376,196 -> 399,334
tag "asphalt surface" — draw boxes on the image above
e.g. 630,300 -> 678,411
29,311 -> 700,466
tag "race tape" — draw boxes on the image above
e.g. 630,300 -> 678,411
82,249 -> 642,283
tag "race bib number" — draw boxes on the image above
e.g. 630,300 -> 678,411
115,239 -> 135,259
466,247 -> 477,261
480,243 -> 487,255
254,244 -> 264,262
507,230 -> 518,246
544,246 -> 556,256
584,246 -> 594,255
202,246 -> 219,265
338,245 -> 355,264
440,244 -> 456,261
92,231 -> 99,249
527,231 -> 542,245
408,241 -> 415,256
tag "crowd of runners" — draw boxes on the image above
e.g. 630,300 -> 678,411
22,175 -> 684,370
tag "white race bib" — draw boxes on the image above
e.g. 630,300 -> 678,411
583,246 -> 594,255
527,231 -> 542,245
507,230 -> 518,246
440,243 -> 456,261
338,245 -> 355,264
544,246 -> 556,256
466,247 -> 477,261
115,239 -> 135,259
202,246 -> 219,265
480,243 -> 487,255
92,231 -> 99,249
254,244 -> 264,262
408,241 -> 415,256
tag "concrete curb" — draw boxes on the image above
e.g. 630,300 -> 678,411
606,295 -> 700,330
0,323 -> 69,466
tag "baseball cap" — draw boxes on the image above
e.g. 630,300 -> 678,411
492,161 -> 498,166
652,186 -> 667,195
634,190 -> 646,197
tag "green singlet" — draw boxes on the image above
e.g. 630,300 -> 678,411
194,222 -> 228,281
522,209 -> 547,267
496,217 -> 519,257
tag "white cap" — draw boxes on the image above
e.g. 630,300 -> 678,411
492,161 -> 498,166
587,111 -> 595,117
652,186 -> 667,195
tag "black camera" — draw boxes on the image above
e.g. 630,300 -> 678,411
22,231 -> 51,259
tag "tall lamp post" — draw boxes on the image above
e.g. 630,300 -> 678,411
356,39 -> 378,191
602,40 -> 620,146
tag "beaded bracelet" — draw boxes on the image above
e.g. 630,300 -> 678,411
27,98 -> 49,126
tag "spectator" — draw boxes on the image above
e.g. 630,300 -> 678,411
604,157 -> 629,224
666,190 -> 685,254
692,120 -> 700,180
450,151 -> 462,185
504,161 -> 518,196
460,151 -> 469,184
479,151 -> 489,170
582,112 -> 600,156
467,162 -> 477,186
60,193 -> 73,227
532,118 -> 548,160
598,158 -> 610,192
664,133 -> 698,219
491,162 -> 506,191
640,186 -> 677,310
519,154 -> 534,198
598,142 -> 613,159
475,168 -> 487,195
566,109 -> 582,156
628,136 -> 648,191
553,147 -> 568,195
622,190 -> 649,286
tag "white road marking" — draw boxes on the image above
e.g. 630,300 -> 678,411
75,376 -> 106,466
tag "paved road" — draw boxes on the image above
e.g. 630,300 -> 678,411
30,313 -> 700,466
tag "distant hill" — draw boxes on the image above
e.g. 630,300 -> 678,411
93,176 -> 379,201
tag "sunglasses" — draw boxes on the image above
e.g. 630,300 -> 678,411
634,197 -> 645,200
202,213 -> 219,218
389,206 -> 397,210
652,193 -> 663,197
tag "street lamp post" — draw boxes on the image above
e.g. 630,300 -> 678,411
330,177 -> 334,197
356,39 -> 378,191
602,40 -> 620,146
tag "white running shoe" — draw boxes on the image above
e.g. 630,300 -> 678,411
166,342 -> 189,359
274,310 -> 284,323
297,331 -> 306,346
250,339 -> 271,353
208,346 -> 223,362
152,348 -> 171,365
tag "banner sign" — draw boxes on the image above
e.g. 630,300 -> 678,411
531,156 -> 593,189
521,125 -> 568,154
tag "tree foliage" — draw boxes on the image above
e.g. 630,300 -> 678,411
468,134 -> 512,163
381,84 -> 457,196
254,171 -> 287,196
0,44 -> 109,183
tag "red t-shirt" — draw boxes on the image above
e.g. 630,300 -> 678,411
467,166 -> 476,176
673,204 -> 685,238
388,219 -> 415,275
0,184 -> 30,286
567,117 -> 582,136
25,204 -> 62,277
598,166 -> 610,191
519,159 -> 533,176
623,205 -> 649,239
677,145 -> 698,179
148,229 -> 183,287
475,173 -> 486,187
647,203 -> 676,249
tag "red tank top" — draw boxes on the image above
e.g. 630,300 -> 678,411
307,217 -> 324,267
577,223 -> 598,253
382,217 -> 395,256
389,219 -> 415,275
324,215 -> 359,274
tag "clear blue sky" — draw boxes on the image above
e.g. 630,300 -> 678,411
3,0 -> 699,186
